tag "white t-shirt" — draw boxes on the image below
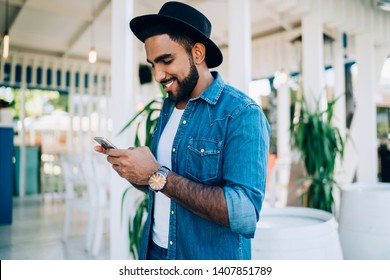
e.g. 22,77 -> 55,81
152,107 -> 184,248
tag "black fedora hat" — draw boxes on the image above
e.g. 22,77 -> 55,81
129,1 -> 223,68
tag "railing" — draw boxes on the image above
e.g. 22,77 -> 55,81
0,51 -> 112,197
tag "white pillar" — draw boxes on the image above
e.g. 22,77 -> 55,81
104,68 -> 110,138
110,0 -> 135,260
301,0 -> 324,111
276,82 -> 291,190
333,32 -> 346,139
0,56 -> 4,83
52,60 -> 58,89
332,32 -> 347,212
67,66 -> 76,152
31,57 -> 38,88
277,83 -> 291,161
78,66 -> 85,152
87,66 -> 94,147
19,57 -> 27,198
354,32 -> 377,183
61,60 -> 67,90
228,0 -> 251,93
42,58 -> 48,87
96,67 -> 103,136
10,55 -> 16,85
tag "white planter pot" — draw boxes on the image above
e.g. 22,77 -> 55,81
252,207 -> 343,259
339,182 -> 390,259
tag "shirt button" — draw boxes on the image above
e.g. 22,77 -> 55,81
182,120 -> 187,125
172,148 -> 176,152
171,210 -> 174,215
170,241 -> 173,246
200,148 -> 205,153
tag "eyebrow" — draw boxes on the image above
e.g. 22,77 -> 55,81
146,53 -> 173,65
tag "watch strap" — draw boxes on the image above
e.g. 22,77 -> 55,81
158,166 -> 170,177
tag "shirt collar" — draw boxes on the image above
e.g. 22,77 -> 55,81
191,71 -> 224,105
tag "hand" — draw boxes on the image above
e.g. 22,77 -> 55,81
95,146 -> 161,185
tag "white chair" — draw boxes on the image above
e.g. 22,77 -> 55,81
88,153 -> 111,257
60,153 -> 96,252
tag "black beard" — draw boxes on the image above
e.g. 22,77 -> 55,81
167,56 -> 199,104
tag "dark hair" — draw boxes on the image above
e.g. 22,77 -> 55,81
139,24 -> 196,55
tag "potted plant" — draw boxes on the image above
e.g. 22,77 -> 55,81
119,87 -> 166,259
290,92 -> 345,213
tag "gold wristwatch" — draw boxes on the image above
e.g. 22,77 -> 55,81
148,166 -> 170,192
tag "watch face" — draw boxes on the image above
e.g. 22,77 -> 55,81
149,173 -> 166,191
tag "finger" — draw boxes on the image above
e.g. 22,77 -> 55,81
94,145 -> 106,154
111,164 -> 123,177
106,155 -> 119,165
105,148 -> 127,157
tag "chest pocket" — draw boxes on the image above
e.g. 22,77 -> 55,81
185,138 -> 222,183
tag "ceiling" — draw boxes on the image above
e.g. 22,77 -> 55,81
0,0 -> 304,64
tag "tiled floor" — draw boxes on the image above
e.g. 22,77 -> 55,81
0,195 -> 110,260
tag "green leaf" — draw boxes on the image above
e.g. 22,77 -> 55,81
290,91 -> 347,213
116,98 -> 162,136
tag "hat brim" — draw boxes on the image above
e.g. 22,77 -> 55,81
130,14 -> 223,68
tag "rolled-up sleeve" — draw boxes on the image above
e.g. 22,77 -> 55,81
223,103 -> 270,238
224,186 -> 260,238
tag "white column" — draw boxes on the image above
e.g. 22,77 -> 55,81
277,83 -> 291,156
52,61 -> 58,89
228,0 -> 251,93
104,68 -> 110,138
0,56 -> 4,83
87,66 -> 94,147
301,0 -> 324,111
354,32 -> 377,183
42,58 -> 48,87
332,32 -> 347,212
96,67 -> 103,135
78,66 -> 85,152
10,55 -> 17,85
31,57 -> 38,88
61,60 -> 67,90
333,32 -> 346,139
19,56 -> 28,198
67,66 -> 76,152
276,82 -> 291,188
110,0 -> 135,260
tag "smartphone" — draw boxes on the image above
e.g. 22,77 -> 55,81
94,136 -> 118,149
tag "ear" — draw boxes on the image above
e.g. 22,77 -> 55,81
192,42 -> 206,65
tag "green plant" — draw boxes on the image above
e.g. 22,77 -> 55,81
118,95 -> 165,147
120,86 -> 166,259
122,191 -> 148,260
290,92 -> 345,213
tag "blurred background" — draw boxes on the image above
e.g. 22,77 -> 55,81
0,0 -> 390,260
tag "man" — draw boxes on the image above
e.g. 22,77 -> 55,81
95,1 -> 270,260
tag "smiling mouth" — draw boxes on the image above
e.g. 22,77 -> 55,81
162,80 -> 174,90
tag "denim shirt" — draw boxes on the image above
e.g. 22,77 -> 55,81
139,72 -> 270,260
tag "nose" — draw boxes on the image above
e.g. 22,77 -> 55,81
153,66 -> 166,84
